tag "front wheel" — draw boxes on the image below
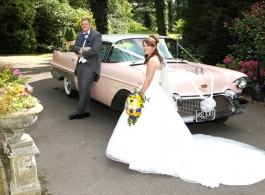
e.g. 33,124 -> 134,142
64,77 -> 78,98
111,89 -> 131,112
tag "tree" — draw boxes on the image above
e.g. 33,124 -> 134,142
34,0 -> 86,52
129,0 -> 168,34
227,1 -> 265,61
154,0 -> 168,35
181,0 -> 257,65
90,0 -> 109,34
168,0 -> 174,32
0,0 -> 37,54
108,0 -> 133,33
129,0 -> 155,30
227,1 -> 265,87
65,27 -> 76,41
69,0 -> 89,9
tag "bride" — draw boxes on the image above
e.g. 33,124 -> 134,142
106,35 -> 265,188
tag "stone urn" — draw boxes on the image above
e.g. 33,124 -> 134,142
65,40 -> 74,51
0,102 -> 43,150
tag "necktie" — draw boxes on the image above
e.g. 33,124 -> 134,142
82,33 -> 87,44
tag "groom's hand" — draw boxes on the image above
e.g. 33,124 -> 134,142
82,47 -> 91,52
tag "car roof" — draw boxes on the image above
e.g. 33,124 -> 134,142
102,34 -> 170,44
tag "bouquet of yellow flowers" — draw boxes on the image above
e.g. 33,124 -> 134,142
125,88 -> 150,126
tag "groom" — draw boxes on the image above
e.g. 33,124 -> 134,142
69,17 -> 102,120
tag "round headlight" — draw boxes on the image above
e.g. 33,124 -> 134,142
235,77 -> 247,89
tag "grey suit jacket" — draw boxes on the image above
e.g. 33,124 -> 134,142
73,29 -> 102,81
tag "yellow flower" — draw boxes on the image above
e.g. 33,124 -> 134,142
136,102 -> 142,108
135,94 -> 141,100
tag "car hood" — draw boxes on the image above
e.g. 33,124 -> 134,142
165,61 -> 247,96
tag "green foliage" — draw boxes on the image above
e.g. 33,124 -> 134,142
216,63 -> 226,68
154,0 -> 168,35
129,0 -> 156,30
227,1 -> 265,61
225,1 -> 265,87
90,0 -> 109,34
108,0 -> 133,34
221,55 -> 241,71
218,54 -> 265,90
129,21 -> 149,31
64,27 -> 70,40
172,19 -> 185,35
0,64 -> 28,87
68,0 -> 89,9
73,11 -> 95,33
34,0 -> 87,52
181,0 -> 256,65
0,0 -> 37,54
65,27 -> 76,41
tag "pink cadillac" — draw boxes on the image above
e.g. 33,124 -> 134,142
50,34 -> 248,124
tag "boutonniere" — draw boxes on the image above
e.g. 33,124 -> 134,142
85,34 -> 91,43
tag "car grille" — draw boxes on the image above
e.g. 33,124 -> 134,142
178,96 -> 232,117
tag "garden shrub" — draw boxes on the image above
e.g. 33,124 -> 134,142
129,21 -> 148,31
34,0 -> 87,52
65,27 -> 76,41
0,0 -> 37,54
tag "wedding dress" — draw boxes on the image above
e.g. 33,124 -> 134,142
106,67 -> 265,188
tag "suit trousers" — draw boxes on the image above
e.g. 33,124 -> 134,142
76,62 -> 96,114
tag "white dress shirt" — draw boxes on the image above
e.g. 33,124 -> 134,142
79,30 -> 91,63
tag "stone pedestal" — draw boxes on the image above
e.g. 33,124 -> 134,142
8,141 -> 41,195
2,127 -> 12,154
0,103 -> 43,195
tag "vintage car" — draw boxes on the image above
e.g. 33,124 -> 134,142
50,34 -> 248,124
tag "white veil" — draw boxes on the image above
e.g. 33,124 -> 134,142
160,55 -> 178,110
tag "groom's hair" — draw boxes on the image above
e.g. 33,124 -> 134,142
81,17 -> 92,24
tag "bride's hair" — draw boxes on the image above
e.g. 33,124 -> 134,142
143,35 -> 163,64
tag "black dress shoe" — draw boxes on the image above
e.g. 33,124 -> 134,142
69,112 -> 82,120
77,112 -> 90,119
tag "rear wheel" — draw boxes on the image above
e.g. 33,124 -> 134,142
212,117 -> 229,124
64,77 -> 78,98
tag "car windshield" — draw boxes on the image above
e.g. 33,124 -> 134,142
107,46 -> 144,63
115,38 -> 175,59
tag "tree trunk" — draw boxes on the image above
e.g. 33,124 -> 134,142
168,0 -> 172,32
154,0 -> 168,36
89,0 -> 109,34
